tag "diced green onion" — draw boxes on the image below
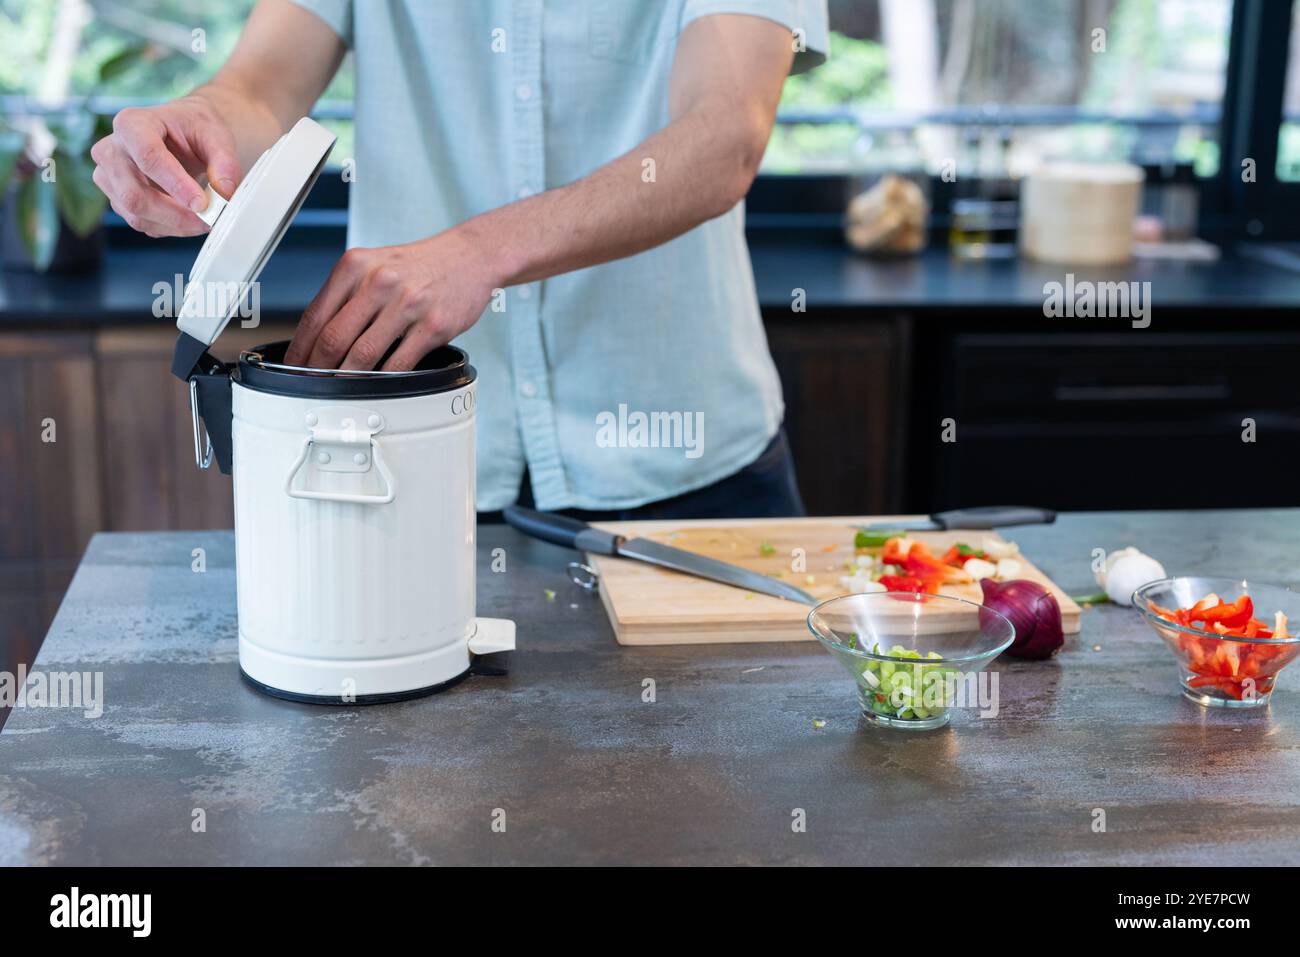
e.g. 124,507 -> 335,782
854,529 -> 899,549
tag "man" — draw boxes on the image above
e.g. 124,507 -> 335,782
91,0 -> 828,519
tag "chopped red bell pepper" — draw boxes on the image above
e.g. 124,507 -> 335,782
1196,594 -> 1253,628
904,551 -> 949,578
1148,592 -> 1296,702
881,538 -> 912,565
879,539 -> 953,591
880,574 -> 934,594
940,544 -> 987,566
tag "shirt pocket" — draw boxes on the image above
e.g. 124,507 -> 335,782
588,5 -> 676,64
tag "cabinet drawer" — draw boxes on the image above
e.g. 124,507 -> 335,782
948,333 -> 1300,423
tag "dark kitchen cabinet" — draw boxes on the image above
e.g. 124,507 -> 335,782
98,327 -> 234,531
92,324 -> 298,530
0,322 -> 295,651
911,330 -> 1300,511
0,331 -> 103,691
765,312 -> 908,515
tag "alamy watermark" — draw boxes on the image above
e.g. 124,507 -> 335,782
1043,273 -> 1151,329
862,666 -> 1001,719
0,665 -> 103,719
50,887 -> 150,937
595,403 -> 703,459
153,273 -> 261,328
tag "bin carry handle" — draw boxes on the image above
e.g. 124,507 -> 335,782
284,435 -> 397,505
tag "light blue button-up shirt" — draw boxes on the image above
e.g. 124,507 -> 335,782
291,0 -> 828,510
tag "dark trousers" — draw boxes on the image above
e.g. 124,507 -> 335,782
482,427 -> 806,522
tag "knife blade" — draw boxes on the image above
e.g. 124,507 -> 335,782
863,505 -> 1056,532
502,505 -> 818,605
615,536 -> 818,605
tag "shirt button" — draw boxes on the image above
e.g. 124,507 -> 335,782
515,83 -> 533,101
517,185 -> 533,199
517,286 -> 532,300
519,381 -> 537,398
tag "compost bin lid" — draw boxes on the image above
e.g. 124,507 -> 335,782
171,116 -> 335,378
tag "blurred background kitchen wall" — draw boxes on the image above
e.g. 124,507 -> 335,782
3,1 -> 1300,665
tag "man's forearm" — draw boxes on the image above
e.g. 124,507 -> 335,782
195,0 -> 347,178
466,13 -> 792,290
466,101 -> 764,289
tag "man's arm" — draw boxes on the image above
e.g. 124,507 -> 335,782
483,13 -> 794,283
286,14 -> 795,371
91,0 -> 343,236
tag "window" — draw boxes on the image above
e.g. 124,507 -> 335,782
765,0 -> 1234,177
0,1 -> 1251,200
0,0 -> 355,165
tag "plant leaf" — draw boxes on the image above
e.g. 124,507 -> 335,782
96,42 -> 149,87
18,174 -> 61,271
52,148 -> 107,237
47,111 -> 96,157
93,112 -> 114,143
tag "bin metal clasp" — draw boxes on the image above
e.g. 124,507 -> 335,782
567,562 -> 600,593
190,378 -> 214,470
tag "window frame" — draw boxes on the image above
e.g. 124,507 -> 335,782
1207,0 -> 1296,240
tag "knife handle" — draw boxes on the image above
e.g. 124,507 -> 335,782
503,505 -> 622,555
931,505 -> 1056,530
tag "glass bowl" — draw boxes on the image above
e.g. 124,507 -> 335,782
807,592 -> 1015,730
1133,576 -> 1300,708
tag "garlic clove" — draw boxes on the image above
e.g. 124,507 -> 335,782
983,537 -> 1021,559
1102,553 -> 1167,606
996,558 -> 1022,579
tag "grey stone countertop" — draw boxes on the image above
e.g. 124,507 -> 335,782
3,511 -> 1300,865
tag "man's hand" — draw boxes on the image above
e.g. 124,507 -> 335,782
284,227 -> 500,372
91,97 -> 242,237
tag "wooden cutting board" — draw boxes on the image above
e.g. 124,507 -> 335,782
584,516 -> 1081,646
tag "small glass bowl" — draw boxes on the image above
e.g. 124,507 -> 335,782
807,592 -> 1015,730
1133,577 -> 1300,709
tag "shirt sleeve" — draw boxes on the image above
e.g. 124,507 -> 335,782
288,0 -> 354,47
680,0 -> 829,74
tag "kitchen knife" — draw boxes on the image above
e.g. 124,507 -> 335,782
863,505 -> 1056,532
503,505 -> 818,605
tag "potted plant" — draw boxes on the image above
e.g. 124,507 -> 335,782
0,44 -> 144,273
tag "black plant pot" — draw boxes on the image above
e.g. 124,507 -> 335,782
0,186 -> 105,274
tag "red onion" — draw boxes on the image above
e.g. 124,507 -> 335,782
980,578 -> 1064,660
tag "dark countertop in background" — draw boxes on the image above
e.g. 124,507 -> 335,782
3,510 -> 1300,865
4,231 -> 1300,325
747,236 -> 1300,312
0,236 -> 342,325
